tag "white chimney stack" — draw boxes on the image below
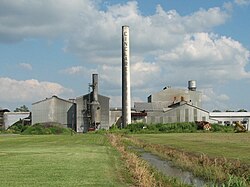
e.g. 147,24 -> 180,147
122,25 -> 131,127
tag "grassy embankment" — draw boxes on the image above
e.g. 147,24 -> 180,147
0,134 -> 133,187
130,133 -> 250,186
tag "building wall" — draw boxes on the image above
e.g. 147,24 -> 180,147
109,109 -> 122,128
76,95 -> 87,133
99,95 -> 110,130
3,112 -> 30,129
134,102 -> 170,112
209,112 -> 250,131
0,109 -> 10,129
76,93 -> 110,132
32,96 -> 76,128
149,88 -> 202,108
145,104 -> 216,124
0,111 -> 4,129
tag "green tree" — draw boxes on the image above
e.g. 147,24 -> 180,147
212,110 -> 221,112
225,110 -> 234,112
14,105 -> 29,112
237,109 -> 247,112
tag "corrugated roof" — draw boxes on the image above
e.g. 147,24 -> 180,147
32,95 -> 75,105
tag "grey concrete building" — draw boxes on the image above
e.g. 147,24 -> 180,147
32,96 -> 76,129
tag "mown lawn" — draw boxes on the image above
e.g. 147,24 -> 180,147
132,133 -> 250,164
0,134 -> 131,187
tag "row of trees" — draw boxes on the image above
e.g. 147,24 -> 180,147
212,109 -> 247,112
14,105 -> 29,112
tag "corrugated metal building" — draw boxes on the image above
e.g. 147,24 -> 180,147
210,112 -> 250,131
76,93 -> 109,132
4,112 -> 30,129
133,81 -> 217,124
146,103 -> 215,124
32,96 -> 76,129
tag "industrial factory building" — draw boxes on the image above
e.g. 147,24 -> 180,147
2,77 -> 249,132
130,81 -> 217,124
2,26 -> 249,132
210,112 -> 250,129
32,95 -> 76,129
76,74 -> 110,133
29,77 -> 249,132
31,74 -> 110,133
76,94 -> 109,132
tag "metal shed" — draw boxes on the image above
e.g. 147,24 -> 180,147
32,95 -> 76,129
3,112 -> 30,129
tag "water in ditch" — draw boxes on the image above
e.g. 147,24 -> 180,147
130,146 -> 212,187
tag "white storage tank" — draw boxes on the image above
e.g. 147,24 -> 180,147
188,80 -> 196,91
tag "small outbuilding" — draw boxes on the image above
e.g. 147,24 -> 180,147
3,112 -> 31,130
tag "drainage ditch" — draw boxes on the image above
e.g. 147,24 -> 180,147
129,146 -> 213,187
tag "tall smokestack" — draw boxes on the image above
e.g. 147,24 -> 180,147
92,74 -> 98,101
122,25 -> 131,127
90,74 -> 101,129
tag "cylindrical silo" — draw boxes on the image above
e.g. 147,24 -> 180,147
122,25 -> 131,127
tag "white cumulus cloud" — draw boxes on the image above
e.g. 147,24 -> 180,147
0,1 -> 249,110
0,77 -> 73,103
201,87 -> 230,110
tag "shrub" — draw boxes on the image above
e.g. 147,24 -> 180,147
7,121 -> 29,134
126,123 -> 145,133
122,122 -> 234,134
21,123 -> 72,135
211,124 -> 234,132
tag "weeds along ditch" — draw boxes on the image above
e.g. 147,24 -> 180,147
108,123 -> 249,186
107,134 -> 189,187
124,135 -> 249,187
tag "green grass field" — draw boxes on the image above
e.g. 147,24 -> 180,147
131,133 -> 250,164
0,134 -> 131,187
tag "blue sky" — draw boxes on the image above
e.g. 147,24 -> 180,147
0,0 -> 250,111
